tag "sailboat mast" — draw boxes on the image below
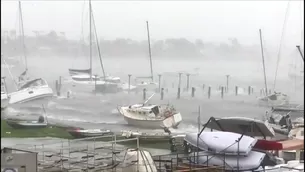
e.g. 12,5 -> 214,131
89,0 -> 92,80
146,21 -> 154,82
91,6 -> 106,79
259,29 -> 268,95
19,1 -> 27,71
296,46 -> 304,62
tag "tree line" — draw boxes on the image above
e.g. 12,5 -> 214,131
1,30 -> 260,60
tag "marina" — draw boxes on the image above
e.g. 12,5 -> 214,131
1,0 -> 304,171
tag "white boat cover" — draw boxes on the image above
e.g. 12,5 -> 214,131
184,131 -> 257,156
204,117 -> 275,137
192,150 -> 266,171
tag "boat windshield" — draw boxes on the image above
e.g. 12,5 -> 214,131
19,78 -> 47,90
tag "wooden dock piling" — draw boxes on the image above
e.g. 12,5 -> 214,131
143,88 -> 146,100
235,86 -> 238,96
161,88 -> 164,100
191,87 -> 195,97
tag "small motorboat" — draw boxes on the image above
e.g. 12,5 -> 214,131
67,127 -> 112,138
6,115 -> 48,129
121,130 -> 185,142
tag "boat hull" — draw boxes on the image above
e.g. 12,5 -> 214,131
67,130 -> 112,138
8,86 -> 54,106
1,93 -> 9,110
6,120 -> 48,129
119,106 -> 182,129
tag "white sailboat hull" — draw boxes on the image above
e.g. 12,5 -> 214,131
1,92 -> 9,109
135,82 -> 158,92
258,98 -> 289,107
119,106 -> 182,129
8,86 -> 54,106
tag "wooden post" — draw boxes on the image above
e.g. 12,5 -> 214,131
128,74 -> 131,94
94,74 -> 97,93
248,86 -> 251,95
235,86 -> 238,96
208,86 -> 211,99
221,86 -> 224,99
161,88 -> 164,100
226,75 -> 230,93
177,88 -> 181,99
55,80 -> 60,96
158,74 -> 161,93
59,76 -> 62,89
186,74 -> 190,92
177,73 -> 182,99
191,87 -> 195,97
143,88 -> 146,100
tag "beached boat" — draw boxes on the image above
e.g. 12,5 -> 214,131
6,115 -> 48,129
67,128 -> 112,138
8,78 -> 54,106
203,116 -> 276,138
4,2 -> 53,106
118,103 -> 182,129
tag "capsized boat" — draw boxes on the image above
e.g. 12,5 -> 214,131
67,127 -> 112,138
8,78 -> 54,105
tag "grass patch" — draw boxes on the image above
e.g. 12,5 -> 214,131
1,119 -> 73,139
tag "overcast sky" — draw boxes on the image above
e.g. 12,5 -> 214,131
1,0 -> 304,47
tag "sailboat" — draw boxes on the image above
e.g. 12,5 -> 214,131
257,29 -> 289,107
134,21 -> 158,92
5,2 -> 53,106
117,93 -> 182,129
68,0 -> 121,91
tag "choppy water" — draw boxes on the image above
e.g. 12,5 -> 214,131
1,55 -> 304,150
